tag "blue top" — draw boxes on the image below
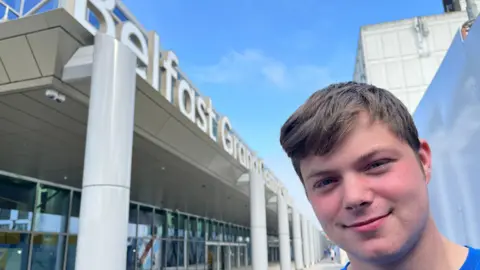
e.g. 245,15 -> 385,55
341,246 -> 480,270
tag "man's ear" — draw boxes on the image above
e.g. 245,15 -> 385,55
417,139 -> 432,184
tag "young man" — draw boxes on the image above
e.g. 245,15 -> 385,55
279,82 -> 480,269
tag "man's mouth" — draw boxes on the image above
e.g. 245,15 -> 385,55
344,209 -> 393,231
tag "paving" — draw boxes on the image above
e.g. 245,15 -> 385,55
238,260 -> 344,270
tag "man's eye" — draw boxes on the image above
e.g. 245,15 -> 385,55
313,178 -> 337,189
366,159 -> 392,171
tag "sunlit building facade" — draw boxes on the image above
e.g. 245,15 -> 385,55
353,7 -> 470,113
0,1 -> 325,270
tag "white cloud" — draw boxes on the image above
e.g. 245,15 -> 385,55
188,49 -> 335,91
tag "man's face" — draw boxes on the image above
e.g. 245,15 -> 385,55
300,113 -> 432,263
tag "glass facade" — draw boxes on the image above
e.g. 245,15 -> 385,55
0,173 -> 253,270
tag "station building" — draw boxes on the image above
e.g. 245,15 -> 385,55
0,0 -> 325,269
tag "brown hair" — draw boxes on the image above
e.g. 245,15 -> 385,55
279,81 -> 420,181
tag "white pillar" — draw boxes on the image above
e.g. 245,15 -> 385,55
278,193 -> 291,270
292,208 -> 304,269
227,246 -> 232,270
339,249 -> 349,265
319,232 -> 325,261
75,33 -> 137,270
301,216 -> 310,267
237,246 -> 241,267
308,223 -> 315,265
312,229 -> 316,263
250,171 -> 268,270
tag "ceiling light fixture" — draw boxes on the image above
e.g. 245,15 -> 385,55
45,89 -> 66,103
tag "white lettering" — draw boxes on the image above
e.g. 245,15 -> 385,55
71,0 -> 274,179
147,31 -> 160,91
218,117 -> 233,155
175,80 -> 195,122
237,143 -> 246,168
71,0 -> 161,90
117,21 -> 149,79
205,98 -> 217,142
161,51 -> 178,103
73,0 -> 116,37
195,97 -> 208,133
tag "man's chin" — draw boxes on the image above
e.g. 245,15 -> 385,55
347,238 -> 403,265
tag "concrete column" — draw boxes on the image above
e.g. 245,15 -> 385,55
313,229 -> 318,263
278,193 -> 291,270
301,216 -> 310,267
250,171 -> 268,269
75,33 -> 137,270
319,232 -> 325,261
227,246 -> 232,270
312,229 -> 316,263
339,249 -> 349,265
317,231 -> 321,262
237,246 -> 241,267
292,208 -> 304,269
309,223 -> 315,265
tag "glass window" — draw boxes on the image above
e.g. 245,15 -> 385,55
165,239 -> 178,267
137,207 -> 154,270
197,219 -> 204,240
188,217 -> 196,240
137,237 -> 154,270
126,237 -> 137,270
127,204 -> 138,270
0,175 -> 36,231
178,240 -> 184,267
218,223 -> 224,242
188,236 -> 197,266
153,210 -> 166,238
178,215 -> 185,239
30,234 -> 66,270
34,185 -> 70,233
225,225 -> 232,242
128,204 -> 138,238
0,232 -> 29,270
197,242 -> 205,266
232,226 -> 237,242
167,212 -> 177,238
206,220 -> 212,241
65,235 -> 77,270
138,206 -> 153,237
69,192 -> 80,234
4,0 -> 21,12
151,238 -> 162,269
211,222 -> 217,241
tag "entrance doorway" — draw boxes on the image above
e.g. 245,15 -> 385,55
206,242 -> 247,270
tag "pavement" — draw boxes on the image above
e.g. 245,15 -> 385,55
239,259 -> 344,270
306,258 -> 343,270
307,262 -> 343,270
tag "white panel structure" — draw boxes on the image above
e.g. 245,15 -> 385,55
414,17 -> 480,248
353,11 -> 470,113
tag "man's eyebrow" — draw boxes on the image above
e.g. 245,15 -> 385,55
304,148 -> 396,180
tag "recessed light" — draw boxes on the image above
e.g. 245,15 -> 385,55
45,89 -> 66,103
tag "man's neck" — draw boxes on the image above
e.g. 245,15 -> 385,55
348,218 -> 468,270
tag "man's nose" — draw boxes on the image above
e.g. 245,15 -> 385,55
342,174 -> 373,211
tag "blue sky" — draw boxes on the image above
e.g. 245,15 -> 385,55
123,0 -> 445,227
